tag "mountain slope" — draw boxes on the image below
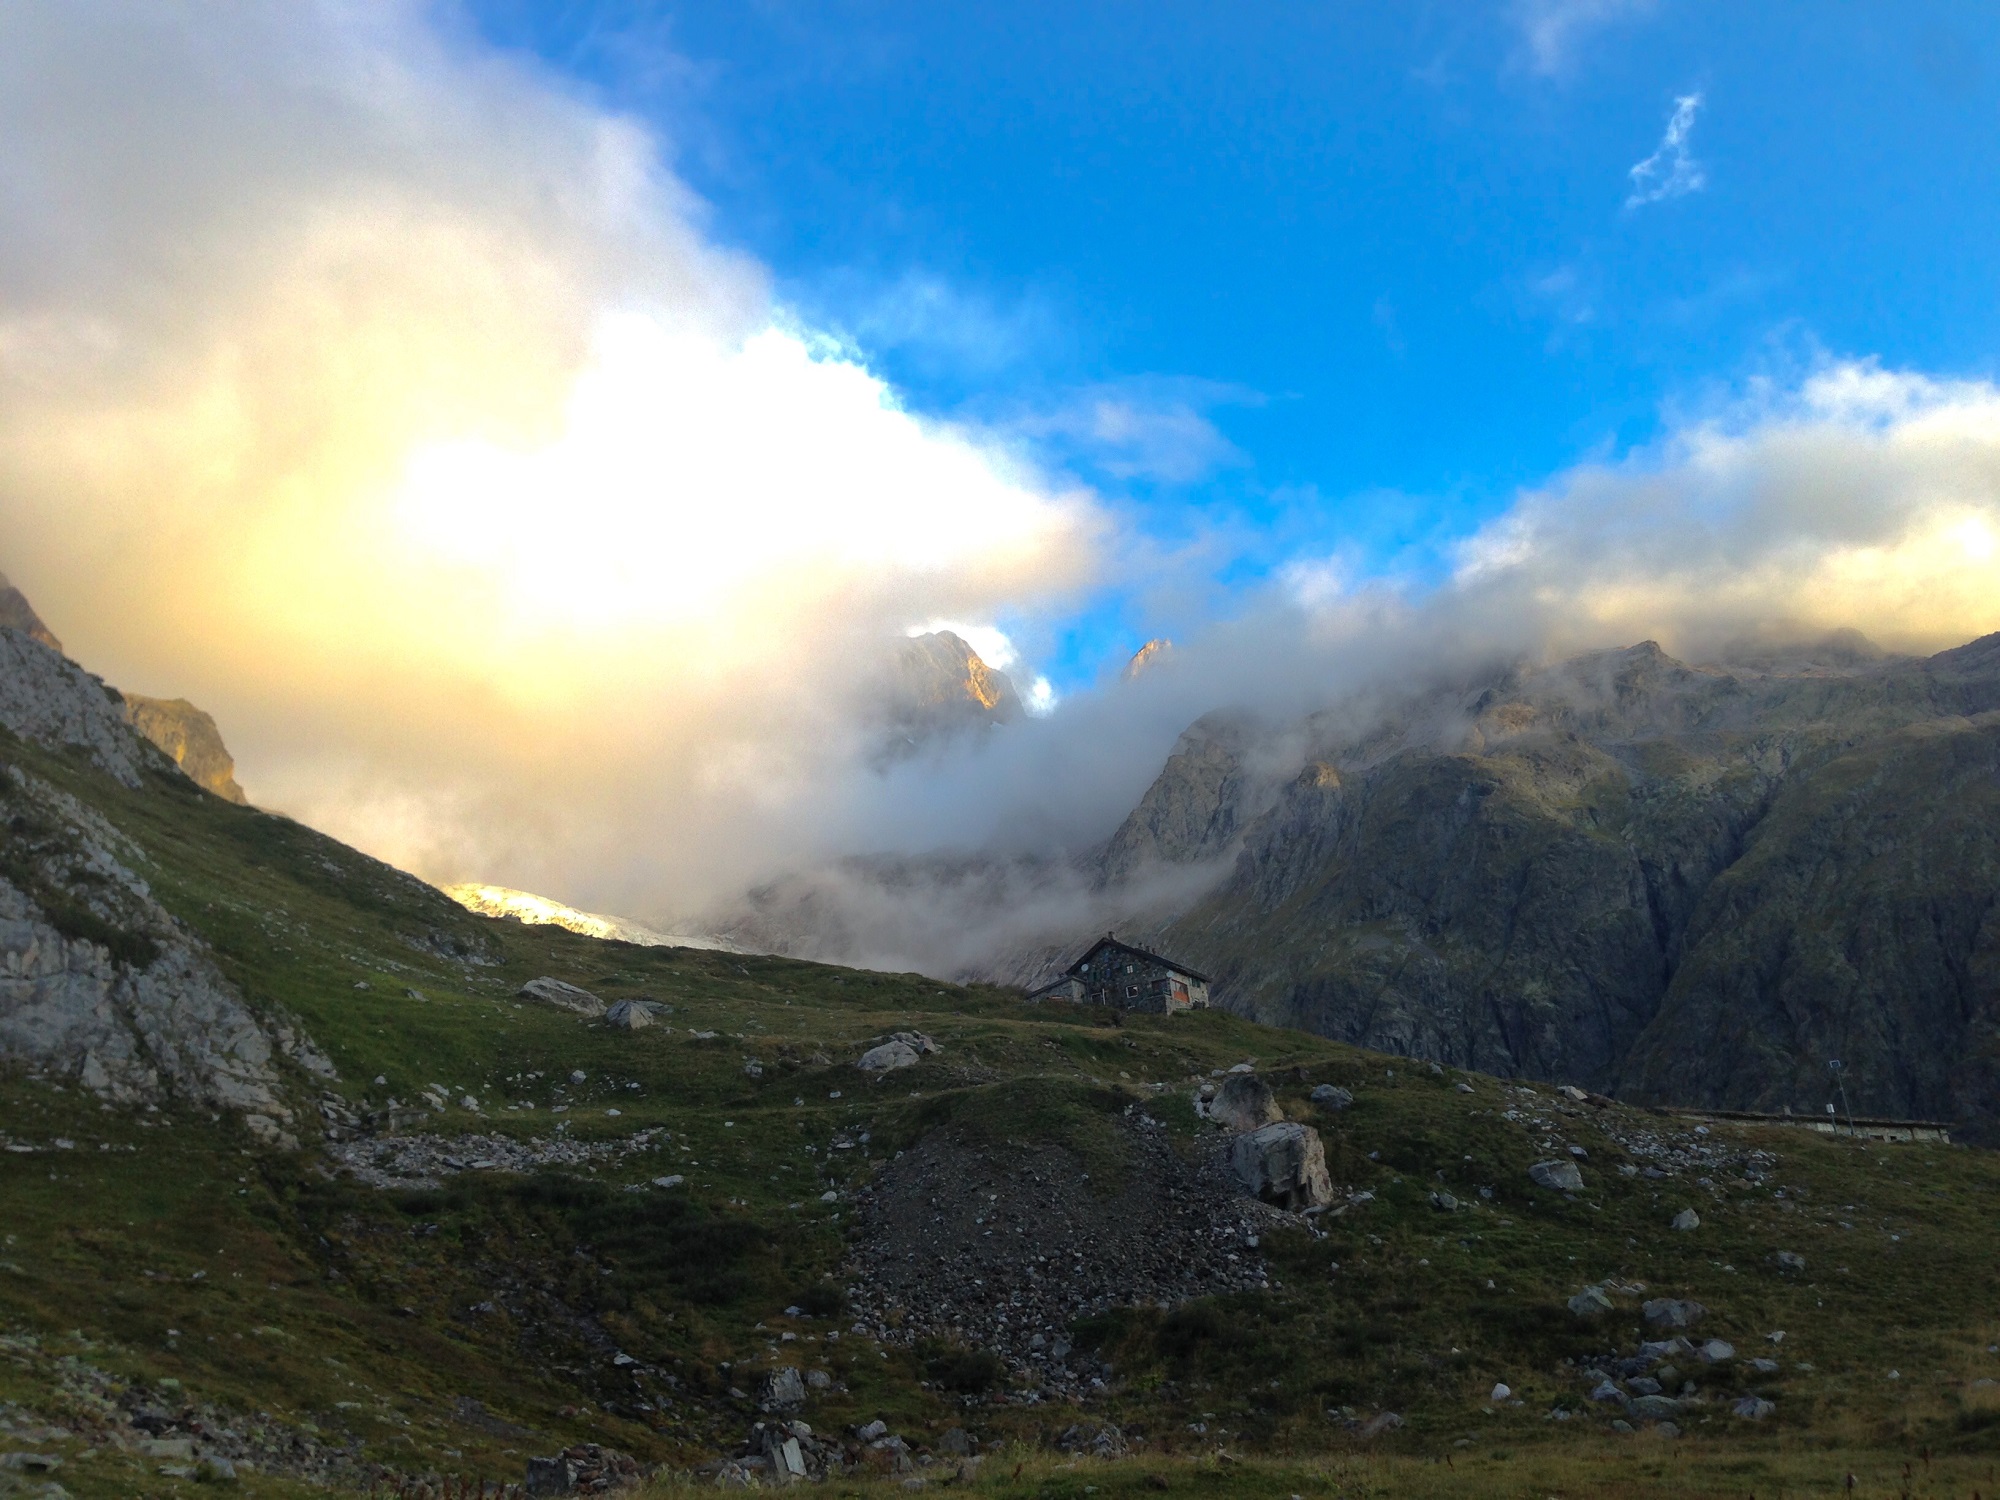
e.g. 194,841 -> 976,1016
3,619 -> 2000,1495
1152,635 -> 2000,1139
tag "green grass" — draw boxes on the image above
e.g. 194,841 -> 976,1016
2,728 -> 1999,1496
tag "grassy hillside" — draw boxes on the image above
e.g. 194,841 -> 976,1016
1,724 -> 1998,1498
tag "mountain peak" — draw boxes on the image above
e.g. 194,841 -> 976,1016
1124,637 -> 1174,680
876,631 -> 1022,760
0,573 -> 62,654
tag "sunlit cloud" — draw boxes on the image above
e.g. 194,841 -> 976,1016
0,0 -> 1100,916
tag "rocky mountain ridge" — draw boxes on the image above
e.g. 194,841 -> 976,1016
0,625 -> 332,1142
1139,633 -> 2000,1139
720,628 -> 2000,1141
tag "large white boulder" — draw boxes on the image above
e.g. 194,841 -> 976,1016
1228,1121 -> 1334,1211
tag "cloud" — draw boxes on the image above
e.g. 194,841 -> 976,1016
731,356 -> 2000,977
1626,93 -> 1706,207
0,0 -> 1099,917
1512,0 -> 1657,77
1011,379 -> 1255,487
1446,360 -> 2000,654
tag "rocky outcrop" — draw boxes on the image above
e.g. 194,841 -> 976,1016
120,695 -> 247,803
0,573 -> 62,652
0,761 -> 331,1143
1099,713 -> 1261,883
0,628 -> 156,788
1155,633 -> 2000,1140
877,631 -> 1021,760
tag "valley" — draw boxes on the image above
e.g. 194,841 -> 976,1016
0,621 -> 1997,1496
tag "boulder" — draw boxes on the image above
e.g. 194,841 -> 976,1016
1671,1208 -> 1701,1231
1357,1411 -> 1403,1439
761,1367 -> 806,1410
1642,1298 -> 1706,1330
1529,1159 -> 1584,1193
604,999 -> 652,1030
1568,1285 -> 1615,1318
1698,1339 -> 1735,1364
1589,1379 -> 1625,1404
1627,1394 -> 1682,1422
1211,1073 -> 1283,1132
1731,1397 -> 1776,1421
518,978 -> 605,1017
857,1041 -> 920,1073
1310,1083 -> 1354,1111
1228,1121 -> 1333,1210
1774,1250 -> 1806,1272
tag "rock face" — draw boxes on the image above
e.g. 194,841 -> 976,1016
0,574 -> 62,652
0,759 -> 330,1144
0,629 -> 156,789
877,631 -> 1021,761
1228,1121 -> 1333,1210
119,695 -> 248,803
517,978 -> 606,1017
1148,633 -> 2000,1142
1100,713 -> 1263,883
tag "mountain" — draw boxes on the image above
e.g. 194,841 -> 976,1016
0,571 -> 63,652
442,880 -> 739,951
120,692 -> 249,803
723,628 -> 2000,1140
4,604 -> 2000,1492
878,629 -> 1020,758
1140,634 -> 2000,1141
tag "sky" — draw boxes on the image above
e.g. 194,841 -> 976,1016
474,0 -> 2000,686
1,2 -> 1998,938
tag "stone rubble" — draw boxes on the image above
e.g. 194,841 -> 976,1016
326,1128 -> 667,1190
844,1109 -> 1298,1392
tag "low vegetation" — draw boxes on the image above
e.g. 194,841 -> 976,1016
0,724 -> 1996,1497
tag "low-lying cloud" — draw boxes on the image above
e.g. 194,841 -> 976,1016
1,6 -> 1997,971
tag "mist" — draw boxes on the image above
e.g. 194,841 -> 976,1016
1,6 -> 1997,976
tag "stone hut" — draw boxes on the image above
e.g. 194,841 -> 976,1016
1027,934 -> 1211,1014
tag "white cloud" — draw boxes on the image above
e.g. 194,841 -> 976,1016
1626,93 -> 1707,207
1011,379 -> 1254,486
1512,0 -> 1657,77
0,0 -> 1100,917
1445,359 -> 2000,653
906,621 -> 1020,671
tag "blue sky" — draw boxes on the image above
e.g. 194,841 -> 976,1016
468,0 -> 2000,689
